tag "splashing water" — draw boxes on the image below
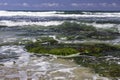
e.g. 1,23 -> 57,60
0,45 -> 109,80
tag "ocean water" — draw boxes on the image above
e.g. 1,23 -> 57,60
0,10 -> 120,80
0,11 -> 120,27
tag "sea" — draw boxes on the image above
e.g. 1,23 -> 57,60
0,10 -> 120,80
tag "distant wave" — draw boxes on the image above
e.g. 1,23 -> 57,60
0,20 -> 63,26
0,11 -> 120,18
0,11 -> 120,27
0,20 -> 119,29
86,23 -> 120,28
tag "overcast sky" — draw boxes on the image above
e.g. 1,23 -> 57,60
0,0 -> 120,11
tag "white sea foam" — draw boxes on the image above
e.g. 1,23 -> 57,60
0,20 -> 63,26
53,77 -> 65,80
0,11 -> 120,18
3,61 -> 14,67
0,45 -> 30,67
0,11 -> 58,17
56,67 -> 76,73
0,45 -> 28,55
92,74 -> 109,80
0,46 -> 21,55
0,11 -> 120,27
0,45 -> 110,80
118,62 -> 120,64
86,22 -> 120,28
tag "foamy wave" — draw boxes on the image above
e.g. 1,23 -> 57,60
86,23 -> 120,28
0,11 -> 120,18
0,20 -> 63,26
0,11 -> 58,17
0,20 -> 119,29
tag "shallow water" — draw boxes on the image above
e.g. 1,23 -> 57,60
0,46 -> 109,80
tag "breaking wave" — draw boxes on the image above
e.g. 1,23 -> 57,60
0,11 -> 120,27
0,20 -> 63,27
0,11 -> 120,17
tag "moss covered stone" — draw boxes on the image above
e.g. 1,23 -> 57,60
49,48 -> 79,56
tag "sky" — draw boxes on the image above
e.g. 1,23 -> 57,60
0,0 -> 120,11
